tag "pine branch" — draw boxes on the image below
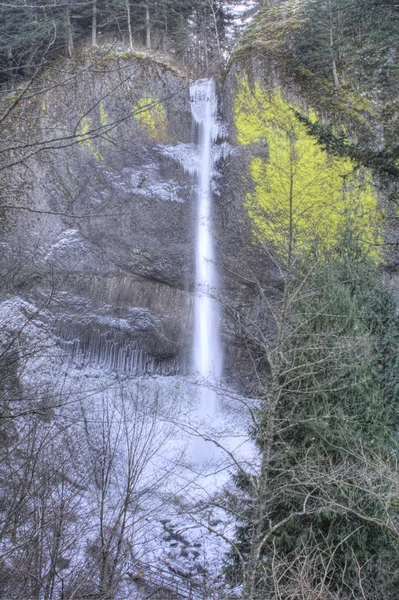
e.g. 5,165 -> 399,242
293,110 -> 399,178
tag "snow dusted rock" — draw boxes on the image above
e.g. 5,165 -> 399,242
2,53 -> 194,375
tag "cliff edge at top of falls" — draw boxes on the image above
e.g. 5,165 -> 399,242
0,49 -> 197,373
223,0 -> 398,145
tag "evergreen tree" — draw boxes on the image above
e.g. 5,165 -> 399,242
293,111 -> 399,179
225,237 -> 399,599
0,0 -> 234,82
0,0 -> 93,82
296,0 -> 399,94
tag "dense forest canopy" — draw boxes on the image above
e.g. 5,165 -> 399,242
0,0 -> 248,82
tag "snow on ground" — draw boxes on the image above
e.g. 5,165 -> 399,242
1,296 -> 257,598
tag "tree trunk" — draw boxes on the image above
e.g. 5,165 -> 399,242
64,7 -> 73,58
329,21 -> 340,90
162,10 -> 167,52
242,250 -> 294,599
145,3 -> 151,49
92,0 -> 97,47
208,0 -> 222,58
126,0 -> 133,51
332,54 -> 340,91
203,16 -> 209,74
243,379 -> 281,599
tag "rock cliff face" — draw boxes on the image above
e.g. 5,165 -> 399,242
3,51 -> 198,375
1,28 -> 394,386
214,5 -> 397,388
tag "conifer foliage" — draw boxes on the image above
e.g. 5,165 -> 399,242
225,237 -> 399,599
0,0 -> 235,83
296,0 -> 399,94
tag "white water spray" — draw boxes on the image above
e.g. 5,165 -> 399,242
190,79 -> 223,416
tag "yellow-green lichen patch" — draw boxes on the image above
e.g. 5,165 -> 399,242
133,97 -> 167,142
99,101 -> 107,128
78,117 -> 103,161
98,101 -> 109,146
234,78 -> 380,260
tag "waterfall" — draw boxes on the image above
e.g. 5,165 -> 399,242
190,79 -> 223,415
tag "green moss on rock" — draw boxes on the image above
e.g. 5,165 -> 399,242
78,117 -> 103,161
133,97 -> 167,142
234,77 -> 380,260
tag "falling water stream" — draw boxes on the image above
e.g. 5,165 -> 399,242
190,79 -> 223,419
